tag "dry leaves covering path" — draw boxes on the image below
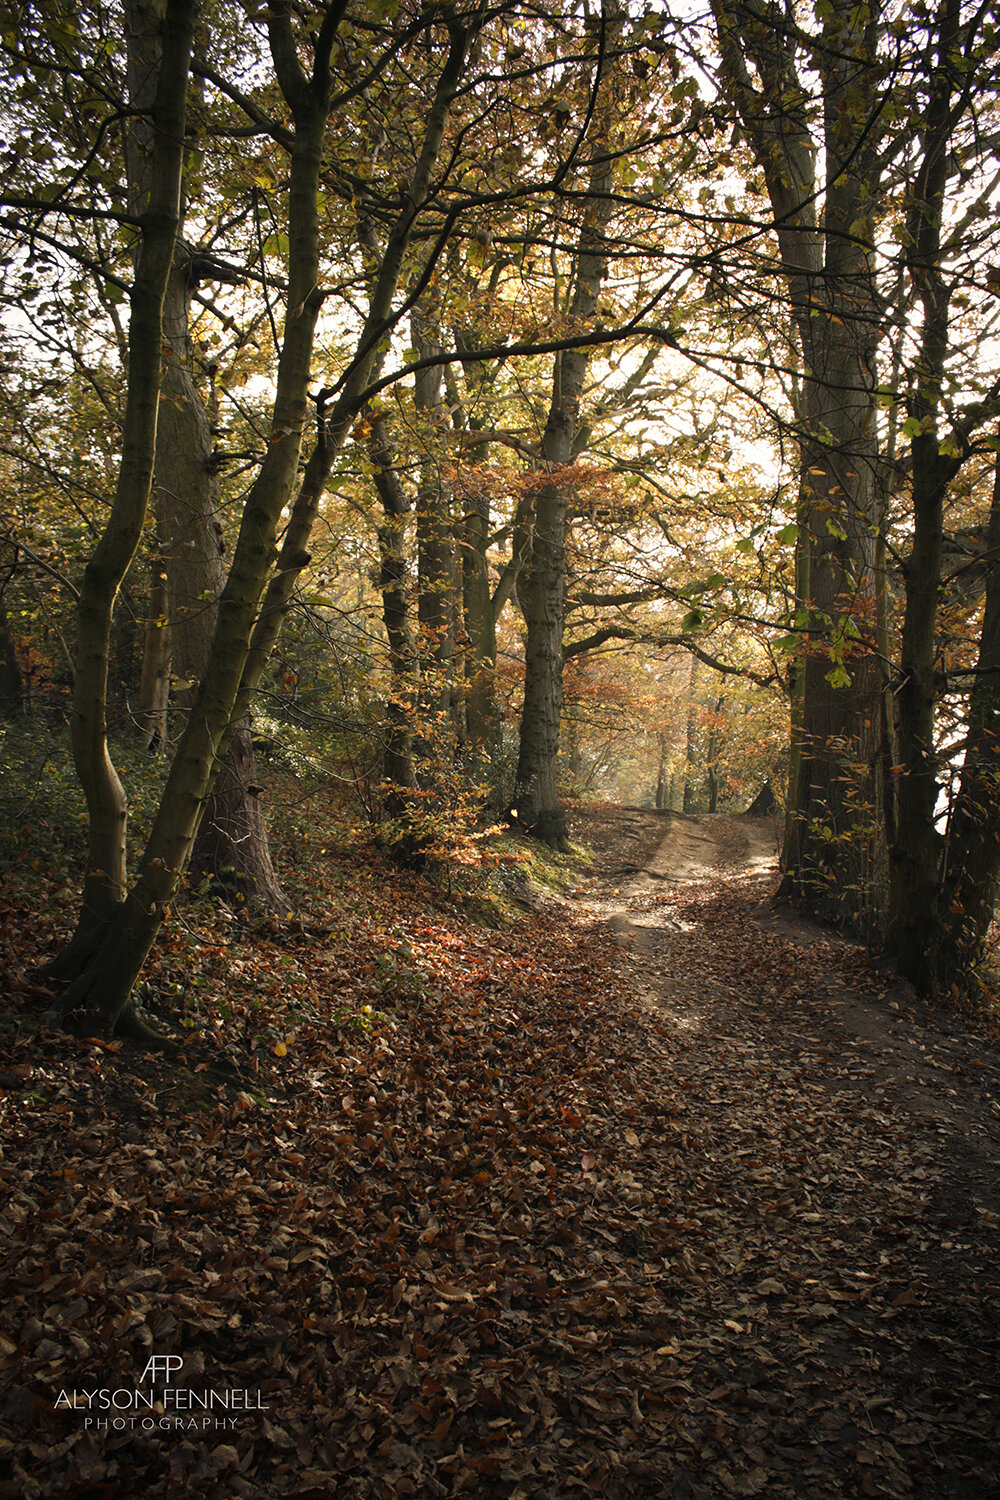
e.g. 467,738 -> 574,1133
2,806 -> 1000,1498
568,806 -> 1000,1500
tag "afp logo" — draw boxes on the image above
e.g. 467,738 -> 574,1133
140,1354 -> 184,1384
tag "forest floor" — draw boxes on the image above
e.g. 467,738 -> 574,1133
2,803 -> 1000,1498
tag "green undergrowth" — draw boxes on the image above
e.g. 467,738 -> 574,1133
456,829 -> 594,928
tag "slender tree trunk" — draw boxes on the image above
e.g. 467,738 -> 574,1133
52,10 -> 333,1025
450,327 -> 503,753
462,487 -> 496,746
707,695 -> 724,814
513,43 -> 618,846
655,732 -> 668,810
0,597 -> 23,716
368,414 -> 421,856
681,654 -> 698,814
412,294 -> 457,730
136,538 -> 170,751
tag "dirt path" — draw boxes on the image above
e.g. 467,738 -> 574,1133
565,805 -> 1000,1499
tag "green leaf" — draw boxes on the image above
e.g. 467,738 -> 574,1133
775,522 -> 799,545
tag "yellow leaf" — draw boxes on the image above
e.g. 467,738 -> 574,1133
273,1041 -> 287,1057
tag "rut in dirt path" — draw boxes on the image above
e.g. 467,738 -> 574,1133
565,805 -> 1000,1500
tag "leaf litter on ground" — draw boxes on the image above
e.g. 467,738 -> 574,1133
1,807 -> 998,1498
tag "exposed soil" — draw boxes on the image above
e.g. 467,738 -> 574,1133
562,804 -> 1000,1498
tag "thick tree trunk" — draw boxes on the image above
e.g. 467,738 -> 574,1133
515,458 -> 572,846
188,716 -> 285,906
937,455 -> 1000,991
714,0 -> 886,930
886,0 -> 960,990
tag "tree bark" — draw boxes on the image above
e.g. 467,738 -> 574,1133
707,694 -> 724,814
412,293 -> 457,729
682,657 -> 698,814
713,0 -> 886,927
937,449 -> 1000,990
655,732 -> 668,810
885,0 -> 959,989
54,0 -> 196,980
136,537 -> 170,751
513,28 -> 618,847
368,414 -> 420,852
156,255 -> 288,910
0,597 -> 23,716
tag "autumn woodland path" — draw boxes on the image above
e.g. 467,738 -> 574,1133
4,807 -> 1000,1498
568,805 -> 1000,1498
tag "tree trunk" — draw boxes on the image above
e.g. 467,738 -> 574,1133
368,414 -> 423,862
53,0 -> 196,982
937,450 -> 1000,991
412,294 -> 457,731
513,41 -> 618,847
53,10 -> 333,1022
886,0 -> 959,990
450,327 -> 503,754
712,0 -> 886,927
655,732 -> 668,810
156,254 -> 288,910
0,597 -> 23,716
462,487 -> 497,747
136,539 -> 170,751
187,717 -> 284,906
706,695 -> 724,814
